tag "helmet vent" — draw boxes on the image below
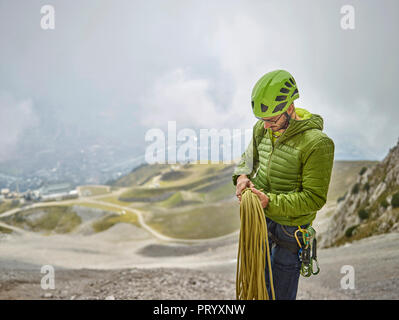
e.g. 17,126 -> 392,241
261,103 -> 269,112
280,88 -> 289,94
291,89 -> 298,97
272,102 -> 287,113
251,100 -> 254,109
289,78 -> 295,85
275,95 -> 287,101
285,81 -> 292,88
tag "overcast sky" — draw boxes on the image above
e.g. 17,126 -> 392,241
1,0 -> 398,164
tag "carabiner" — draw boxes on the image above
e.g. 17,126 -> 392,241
311,258 -> 320,275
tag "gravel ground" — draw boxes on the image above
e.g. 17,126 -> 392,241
1,224 -> 398,300
0,267 -> 236,300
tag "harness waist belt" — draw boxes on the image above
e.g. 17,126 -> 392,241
269,232 -> 301,254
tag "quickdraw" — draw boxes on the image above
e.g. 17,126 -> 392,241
294,225 -> 320,277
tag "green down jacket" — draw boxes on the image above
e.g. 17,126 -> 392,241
232,107 -> 335,226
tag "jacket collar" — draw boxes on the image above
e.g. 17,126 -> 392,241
269,107 -> 324,143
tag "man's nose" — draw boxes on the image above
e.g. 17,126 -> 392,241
263,122 -> 271,129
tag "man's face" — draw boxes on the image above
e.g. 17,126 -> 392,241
258,113 -> 286,130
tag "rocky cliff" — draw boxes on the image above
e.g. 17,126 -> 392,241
320,138 -> 399,247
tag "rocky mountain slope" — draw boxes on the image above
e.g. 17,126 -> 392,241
321,138 -> 399,247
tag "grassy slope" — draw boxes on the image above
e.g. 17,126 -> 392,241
0,225 -> 13,233
117,164 -> 233,202
1,206 -> 81,234
79,185 -> 110,196
111,163 -> 169,187
146,200 -> 239,239
0,202 -> 138,234
157,192 -> 184,208
110,163 -> 238,239
0,199 -> 22,215
92,211 -> 139,233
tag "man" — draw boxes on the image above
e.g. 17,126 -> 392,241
233,69 -> 335,300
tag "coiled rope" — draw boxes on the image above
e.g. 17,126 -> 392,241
236,188 -> 275,300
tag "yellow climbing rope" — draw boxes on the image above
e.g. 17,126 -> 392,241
236,188 -> 275,300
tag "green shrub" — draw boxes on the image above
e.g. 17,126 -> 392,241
352,183 -> 360,195
359,167 -> 367,175
392,192 -> 399,208
380,198 -> 389,209
358,208 -> 369,220
363,182 -> 370,192
345,225 -> 358,238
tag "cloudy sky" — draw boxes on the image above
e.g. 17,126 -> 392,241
1,0 -> 398,166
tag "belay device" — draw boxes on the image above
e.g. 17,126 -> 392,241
295,225 -> 320,277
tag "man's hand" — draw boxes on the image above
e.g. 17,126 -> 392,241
250,187 -> 269,209
236,175 -> 254,202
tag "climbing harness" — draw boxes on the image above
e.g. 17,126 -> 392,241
268,224 -> 320,277
236,188 -> 275,300
295,225 -> 320,277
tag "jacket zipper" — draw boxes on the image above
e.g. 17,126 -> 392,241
267,128 -> 292,220
266,128 -> 288,191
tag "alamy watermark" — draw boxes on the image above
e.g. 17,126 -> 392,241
340,5 -> 355,30
40,5 -> 55,30
340,265 -> 355,290
41,265 -> 55,290
145,121 -> 252,165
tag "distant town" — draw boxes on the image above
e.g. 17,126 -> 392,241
0,182 -> 79,206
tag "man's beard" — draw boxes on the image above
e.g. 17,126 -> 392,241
272,112 -> 291,131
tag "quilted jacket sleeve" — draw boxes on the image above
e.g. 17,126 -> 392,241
264,137 -> 335,217
232,124 -> 260,186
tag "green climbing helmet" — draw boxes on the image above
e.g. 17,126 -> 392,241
251,70 -> 299,119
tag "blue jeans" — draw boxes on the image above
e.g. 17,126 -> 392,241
264,218 -> 309,300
